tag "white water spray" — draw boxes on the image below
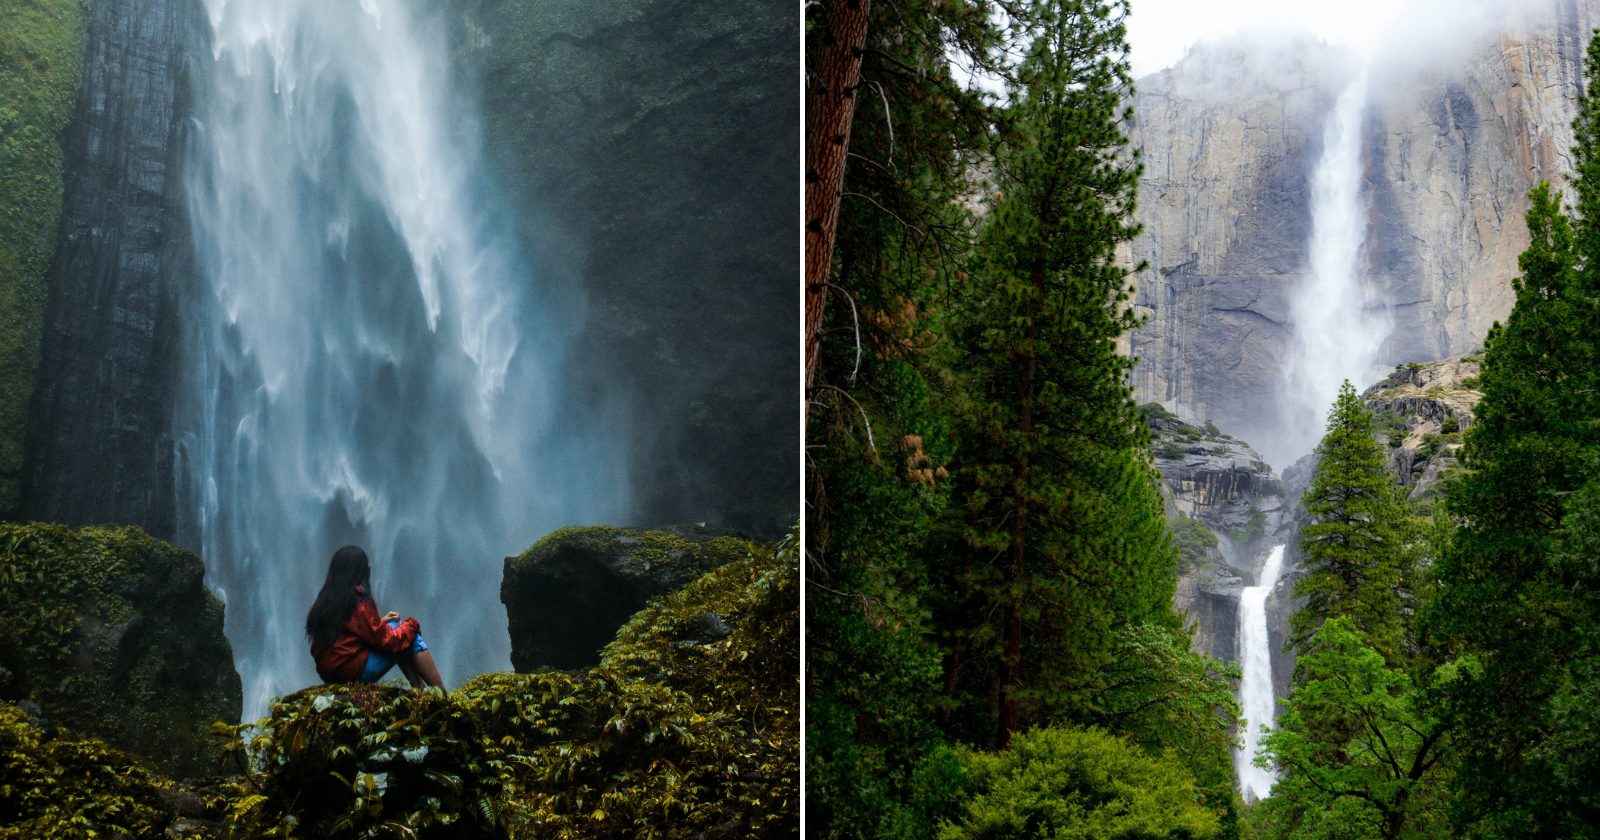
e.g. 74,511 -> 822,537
1269,71 -> 1392,469
1235,544 -> 1285,801
178,0 -> 631,719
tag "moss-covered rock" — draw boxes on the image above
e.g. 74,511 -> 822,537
0,0 -> 85,516
0,523 -> 240,778
214,529 -> 798,839
501,525 -> 753,671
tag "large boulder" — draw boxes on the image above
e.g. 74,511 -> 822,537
501,525 -> 753,671
0,523 -> 241,777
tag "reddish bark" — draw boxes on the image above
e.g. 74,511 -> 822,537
804,0 -> 870,408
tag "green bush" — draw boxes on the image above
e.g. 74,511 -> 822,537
939,726 -> 1220,840
216,529 -> 799,839
0,703 -> 172,839
1170,515 -> 1218,569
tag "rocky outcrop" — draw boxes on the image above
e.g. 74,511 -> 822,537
1150,412 -> 1284,537
1127,0 -> 1599,458
0,523 -> 240,778
22,0 -> 205,539
1364,356 -> 1483,500
1148,410 -> 1285,662
500,525 -> 754,671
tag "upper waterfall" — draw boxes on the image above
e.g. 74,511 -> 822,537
177,0 -> 630,719
1269,70 -> 1391,468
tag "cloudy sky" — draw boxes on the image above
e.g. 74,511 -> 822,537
1124,0 -> 1425,77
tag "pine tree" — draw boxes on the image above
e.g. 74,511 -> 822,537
943,0 -> 1177,750
1429,178 -> 1600,832
1291,381 -> 1411,666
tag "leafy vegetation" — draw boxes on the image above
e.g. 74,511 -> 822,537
0,522 -> 240,777
0,528 -> 797,839
805,1 -> 1240,835
941,726 -> 1222,840
0,0 -> 83,514
1171,515 -> 1220,569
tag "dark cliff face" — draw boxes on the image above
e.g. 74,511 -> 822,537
468,0 -> 800,538
23,0 -> 205,539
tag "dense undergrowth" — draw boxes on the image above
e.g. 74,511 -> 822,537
0,528 -> 797,839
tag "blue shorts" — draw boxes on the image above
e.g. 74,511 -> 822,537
359,619 -> 429,683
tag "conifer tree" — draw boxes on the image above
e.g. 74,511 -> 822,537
1430,177 -> 1599,831
1291,381 -> 1411,666
944,0 -> 1177,749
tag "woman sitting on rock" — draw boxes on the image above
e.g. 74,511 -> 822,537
306,545 -> 446,693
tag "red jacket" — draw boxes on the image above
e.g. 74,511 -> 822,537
310,587 -> 421,683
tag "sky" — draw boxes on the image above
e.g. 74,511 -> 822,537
1124,0 -> 1425,78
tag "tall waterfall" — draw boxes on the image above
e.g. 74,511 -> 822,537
1235,544 -> 1286,801
178,0 -> 630,719
1268,71 -> 1391,469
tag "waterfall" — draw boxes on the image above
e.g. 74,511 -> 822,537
1267,70 -> 1391,469
1235,544 -> 1286,801
178,0 -> 630,719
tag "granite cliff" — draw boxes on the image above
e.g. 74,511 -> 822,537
1128,0 -> 1599,467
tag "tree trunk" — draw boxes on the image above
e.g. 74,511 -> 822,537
804,0 -> 870,409
998,264 -> 1044,750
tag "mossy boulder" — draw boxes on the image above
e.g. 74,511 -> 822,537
213,531 -> 798,839
0,523 -> 241,777
501,525 -> 753,671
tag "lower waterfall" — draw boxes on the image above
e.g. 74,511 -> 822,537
1235,544 -> 1286,801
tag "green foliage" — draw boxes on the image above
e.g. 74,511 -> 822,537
807,2 -> 1236,834
216,535 -> 798,839
1373,409 -> 1409,447
0,703 -> 172,839
1427,176 -> 1600,835
1293,383 -> 1415,666
1139,402 -> 1179,423
939,726 -> 1221,840
1171,515 -> 1220,569
1256,618 -> 1451,840
0,0 -> 83,514
0,522 -> 239,776
945,0 -> 1179,745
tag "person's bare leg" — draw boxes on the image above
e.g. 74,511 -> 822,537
396,657 -> 426,689
410,650 -> 446,693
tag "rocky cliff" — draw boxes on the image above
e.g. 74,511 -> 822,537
22,0 -> 204,538
1365,356 -> 1483,501
1147,409 -> 1284,663
1128,0 -> 1599,464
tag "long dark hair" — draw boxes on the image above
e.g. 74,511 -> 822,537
306,545 -> 373,647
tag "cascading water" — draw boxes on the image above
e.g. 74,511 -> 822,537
178,0 -> 630,719
1235,544 -> 1285,801
1267,70 -> 1392,469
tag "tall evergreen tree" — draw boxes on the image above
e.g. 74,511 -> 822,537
942,0 -> 1178,750
1291,381 -> 1412,666
1429,175 -> 1600,832
803,1 -> 1001,834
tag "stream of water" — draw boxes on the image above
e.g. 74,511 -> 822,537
1235,544 -> 1286,802
1270,71 -> 1392,469
177,0 -> 630,719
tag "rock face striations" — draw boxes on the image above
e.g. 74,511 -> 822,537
23,0 -> 205,539
1128,0 -> 1600,462
1146,409 -> 1284,663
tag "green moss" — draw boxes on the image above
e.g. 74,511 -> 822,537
216,528 -> 799,839
0,0 -> 85,516
0,522 -> 240,777
515,525 -> 751,580
0,703 -> 172,839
